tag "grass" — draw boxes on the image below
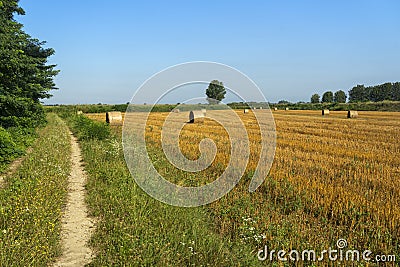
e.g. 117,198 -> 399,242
0,114 -> 71,265
66,116 -> 261,266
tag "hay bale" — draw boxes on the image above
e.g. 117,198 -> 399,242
77,110 -> 83,115
201,109 -> 207,116
347,110 -> 358,118
106,111 -> 123,126
274,107 -> 278,111
172,108 -> 180,113
244,109 -> 249,113
189,110 -> 205,123
286,107 -> 289,111
259,107 -> 263,110
322,109 -> 330,116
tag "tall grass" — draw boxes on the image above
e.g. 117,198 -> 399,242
0,114 -> 71,265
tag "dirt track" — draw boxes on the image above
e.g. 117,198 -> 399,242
54,132 -> 95,267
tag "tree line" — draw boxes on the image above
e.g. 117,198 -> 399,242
348,82 -> 400,102
311,82 -> 400,103
0,0 -> 58,170
310,90 -> 346,104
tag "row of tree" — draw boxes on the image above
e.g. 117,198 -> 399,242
311,82 -> 400,104
349,82 -> 400,102
310,90 -> 346,104
0,0 -> 58,128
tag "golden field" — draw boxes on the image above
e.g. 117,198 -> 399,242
87,110 -> 400,259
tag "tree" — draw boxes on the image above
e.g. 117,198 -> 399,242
348,82 -> 400,102
0,0 -> 58,128
310,94 -> 320,103
334,90 -> 347,103
392,82 -> 400,101
206,80 -> 226,104
321,91 -> 334,103
349,85 -> 366,102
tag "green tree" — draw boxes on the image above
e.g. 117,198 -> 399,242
349,85 -> 367,102
206,80 -> 226,104
392,82 -> 400,101
334,90 -> 347,103
0,0 -> 58,128
321,91 -> 334,103
310,94 -> 320,103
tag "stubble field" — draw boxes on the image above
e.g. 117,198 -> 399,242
86,109 -> 400,265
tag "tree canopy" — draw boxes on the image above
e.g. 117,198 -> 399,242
334,90 -> 347,103
0,0 -> 58,128
310,94 -> 320,103
349,83 -> 400,102
205,80 -> 226,104
321,91 -> 333,103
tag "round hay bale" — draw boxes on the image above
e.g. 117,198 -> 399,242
347,110 -> 358,118
77,110 -> 83,115
244,109 -> 249,113
322,109 -> 330,116
259,107 -> 263,110
189,110 -> 205,123
106,111 -> 123,126
274,107 -> 278,111
172,108 -> 180,113
285,107 -> 289,111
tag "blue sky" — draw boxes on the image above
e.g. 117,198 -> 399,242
17,0 -> 400,104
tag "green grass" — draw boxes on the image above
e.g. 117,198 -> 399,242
66,118 -> 260,266
0,114 -> 71,265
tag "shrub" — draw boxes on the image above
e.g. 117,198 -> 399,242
0,96 -> 46,128
0,127 -> 23,169
6,127 -> 36,149
71,115 -> 110,140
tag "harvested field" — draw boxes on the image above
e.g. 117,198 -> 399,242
84,110 -> 400,264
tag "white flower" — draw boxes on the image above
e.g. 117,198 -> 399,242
261,234 -> 266,239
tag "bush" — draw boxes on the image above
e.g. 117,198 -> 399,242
0,96 -> 46,128
70,115 -> 110,141
0,127 -> 24,169
6,127 -> 36,149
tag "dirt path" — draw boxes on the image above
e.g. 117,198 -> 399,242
54,132 -> 95,267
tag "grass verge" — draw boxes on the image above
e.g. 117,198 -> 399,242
0,114 -> 71,265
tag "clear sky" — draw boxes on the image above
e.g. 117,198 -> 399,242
17,0 -> 400,104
